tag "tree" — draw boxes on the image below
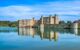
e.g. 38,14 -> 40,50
67,21 -> 72,25
59,21 -> 65,24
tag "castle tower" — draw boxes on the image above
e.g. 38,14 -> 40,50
73,22 -> 78,29
32,17 -> 35,25
49,15 -> 54,24
40,15 -> 44,27
41,15 -> 44,24
54,14 -> 59,24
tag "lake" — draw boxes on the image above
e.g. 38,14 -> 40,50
0,27 -> 80,50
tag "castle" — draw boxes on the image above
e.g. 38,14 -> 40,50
40,14 -> 59,24
18,14 -> 59,28
73,20 -> 80,29
18,17 -> 36,27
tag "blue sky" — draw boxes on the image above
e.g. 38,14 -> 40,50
0,0 -> 80,21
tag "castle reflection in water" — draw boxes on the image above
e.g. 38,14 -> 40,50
18,27 -> 58,41
18,27 -> 80,41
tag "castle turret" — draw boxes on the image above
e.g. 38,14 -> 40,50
41,15 -> 44,24
54,14 -> 59,24
49,15 -> 54,24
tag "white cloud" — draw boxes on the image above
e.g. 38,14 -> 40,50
0,1 -> 80,21
0,5 -> 44,20
0,6 -> 32,18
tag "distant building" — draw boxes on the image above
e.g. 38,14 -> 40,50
73,20 -> 80,28
39,14 -> 59,25
18,18 -> 36,27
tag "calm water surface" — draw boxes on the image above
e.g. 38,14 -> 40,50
0,27 -> 80,50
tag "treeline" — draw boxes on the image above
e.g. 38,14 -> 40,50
59,21 -> 72,29
0,21 -> 18,27
0,20 -> 73,28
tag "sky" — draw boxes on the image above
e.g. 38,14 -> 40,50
0,0 -> 80,21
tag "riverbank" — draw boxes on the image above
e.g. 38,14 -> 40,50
0,21 -> 18,27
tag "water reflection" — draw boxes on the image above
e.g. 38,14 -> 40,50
0,27 -> 17,32
73,28 -> 80,36
18,27 -> 80,41
39,27 -> 58,41
18,28 -> 35,38
18,27 -> 58,41
0,27 -> 80,50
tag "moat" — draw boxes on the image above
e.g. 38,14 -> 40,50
0,27 -> 80,50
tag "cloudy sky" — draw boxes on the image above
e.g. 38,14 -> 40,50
0,0 -> 80,21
